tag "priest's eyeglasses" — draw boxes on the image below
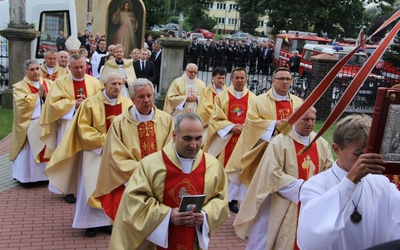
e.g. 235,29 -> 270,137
274,77 -> 292,82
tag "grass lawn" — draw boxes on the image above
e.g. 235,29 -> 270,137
0,108 -> 13,140
314,120 -> 337,160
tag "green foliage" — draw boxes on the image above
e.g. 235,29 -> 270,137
0,108 -> 12,140
142,0 -> 171,29
382,32 -> 400,67
258,0 -> 366,38
236,0 -> 265,34
314,121 -> 336,160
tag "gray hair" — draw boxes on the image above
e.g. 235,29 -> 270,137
174,113 -> 204,134
114,44 -> 124,51
104,72 -> 123,84
69,53 -> 85,63
128,78 -> 154,97
23,59 -> 39,71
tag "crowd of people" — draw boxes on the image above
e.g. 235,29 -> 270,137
8,29 -> 400,250
185,35 -> 275,75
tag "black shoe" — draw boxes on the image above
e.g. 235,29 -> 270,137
85,228 -> 97,238
98,225 -> 112,235
64,194 -> 76,204
229,200 -> 239,214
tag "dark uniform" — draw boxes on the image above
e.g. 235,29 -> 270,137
248,41 -> 260,74
188,37 -> 202,65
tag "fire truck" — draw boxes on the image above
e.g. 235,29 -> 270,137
299,44 -> 387,105
272,30 -> 331,69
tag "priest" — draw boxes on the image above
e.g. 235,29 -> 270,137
44,72 -> 132,237
110,113 -> 229,249
93,78 -> 174,220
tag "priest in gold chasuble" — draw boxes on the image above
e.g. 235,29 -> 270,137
234,107 -> 333,250
225,67 -> 303,187
10,60 -> 53,184
110,113 -> 228,250
44,73 -> 132,235
94,78 -> 174,220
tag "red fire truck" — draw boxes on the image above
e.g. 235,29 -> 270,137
272,30 -> 331,69
299,44 -> 387,105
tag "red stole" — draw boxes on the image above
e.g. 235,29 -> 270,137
137,121 -> 158,158
73,79 -> 87,99
98,119 -> 159,220
104,103 -> 122,131
293,139 -> 319,250
224,92 -> 249,165
27,81 -> 49,162
212,91 -> 217,102
159,150 -> 206,250
276,100 -> 293,121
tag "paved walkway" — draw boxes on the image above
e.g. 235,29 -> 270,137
0,134 -> 247,249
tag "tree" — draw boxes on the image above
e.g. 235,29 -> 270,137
257,0 -> 366,38
168,0 -> 217,31
143,0 -> 171,30
382,31 -> 400,67
236,0 -> 265,34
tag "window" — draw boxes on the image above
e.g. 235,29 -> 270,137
259,21 -> 264,27
218,18 -> 225,24
36,11 -> 71,58
228,19 -> 237,25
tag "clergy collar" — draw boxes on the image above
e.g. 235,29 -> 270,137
272,88 -> 288,100
130,105 -> 154,122
234,89 -> 243,99
173,143 -> 195,174
70,73 -> 85,81
31,80 -> 40,88
212,83 -> 223,93
293,127 -> 311,146
46,66 -> 56,74
102,90 -> 118,106
183,73 -> 195,84
115,59 -> 124,65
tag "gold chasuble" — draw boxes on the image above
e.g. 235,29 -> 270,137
94,106 -> 174,220
225,89 -> 303,187
233,130 -> 333,250
40,74 -> 103,158
203,86 -> 256,167
160,150 -> 205,250
39,63 -> 68,81
109,143 -> 229,250
9,77 -> 53,162
163,75 -> 206,116
97,119 -> 159,219
196,84 -> 226,125
44,92 -> 132,195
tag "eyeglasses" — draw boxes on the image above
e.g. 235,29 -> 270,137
274,77 -> 292,81
186,70 -> 198,74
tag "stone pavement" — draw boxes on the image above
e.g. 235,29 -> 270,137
0,134 -> 247,249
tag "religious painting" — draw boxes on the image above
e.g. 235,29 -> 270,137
381,104 -> 400,161
107,0 -> 146,58
367,88 -> 400,174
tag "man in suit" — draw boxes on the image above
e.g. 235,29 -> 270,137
150,41 -> 162,92
133,48 -> 156,85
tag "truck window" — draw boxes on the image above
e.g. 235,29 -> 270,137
303,50 -> 314,61
35,11 -> 71,58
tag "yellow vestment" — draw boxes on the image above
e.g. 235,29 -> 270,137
203,85 -> 256,166
196,83 -> 227,125
99,59 -> 136,98
39,63 -> 68,81
109,142 -> 229,250
93,106 -> 174,199
234,130 -> 333,249
44,92 -> 132,195
9,77 -> 53,161
40,74 -> 103,157
163,74 -> 206,116
225,89 -> 303,186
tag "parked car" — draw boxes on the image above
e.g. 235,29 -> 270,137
187,33 -> 206,43
164,23 -> 179,32
193,28 -> 214,39
227,32 -> 253,40
166,29 -> 187,38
